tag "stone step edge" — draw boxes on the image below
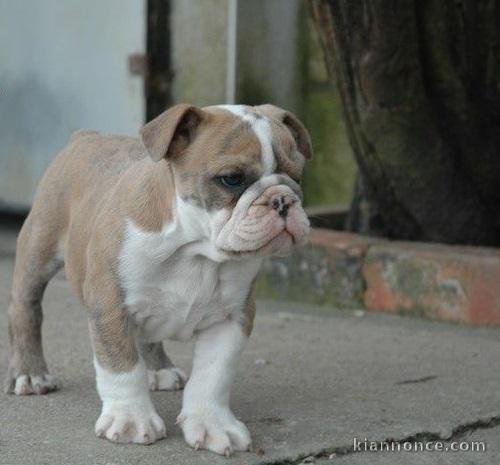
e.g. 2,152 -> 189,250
256,228 -> 500,326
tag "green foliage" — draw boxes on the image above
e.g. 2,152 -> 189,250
302,90 -> 355,207
301,18 -> 356,207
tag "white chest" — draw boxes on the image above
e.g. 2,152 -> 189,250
119,221 -> 261,342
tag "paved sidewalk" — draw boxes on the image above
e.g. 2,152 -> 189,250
1,236 -> 499,464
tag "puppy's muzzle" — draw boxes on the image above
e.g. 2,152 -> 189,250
215,176 -> 310,255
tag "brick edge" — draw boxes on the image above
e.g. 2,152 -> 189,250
257,228 -> 500,326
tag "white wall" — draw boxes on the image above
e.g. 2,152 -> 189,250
171,0 -> 230,106
0,0 -> 304,209
0,0 -> 145,208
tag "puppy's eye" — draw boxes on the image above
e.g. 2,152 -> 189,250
217,173 -> 245,189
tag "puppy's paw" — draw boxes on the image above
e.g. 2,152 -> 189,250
178,408 -> 252,456
5,373 -> 59,395
148,367 -> 187,391
95,402 -> 166,445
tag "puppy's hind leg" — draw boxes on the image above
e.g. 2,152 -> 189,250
5,214 -> 63,395
140,342 -> 187,391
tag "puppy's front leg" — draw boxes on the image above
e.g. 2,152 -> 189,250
178,318 -> 252,456
90,309 -> 166,445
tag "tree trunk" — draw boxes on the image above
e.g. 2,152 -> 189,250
307,0 -> 500,246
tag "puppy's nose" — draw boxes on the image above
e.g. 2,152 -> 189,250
271,194 -> 294,218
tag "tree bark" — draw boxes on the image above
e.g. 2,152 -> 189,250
307,0 -> 500,245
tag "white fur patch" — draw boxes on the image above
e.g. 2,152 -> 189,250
178,319 -> 252,455
252,117 -> 276,175
119,199 -> 261,342
13,373 -> 58,395
147,367 -> 187,391
94,359 -> 165,444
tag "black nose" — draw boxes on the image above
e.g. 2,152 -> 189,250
272,196 -> 290,218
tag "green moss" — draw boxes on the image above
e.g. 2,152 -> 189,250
302,90 -> 356,207
255,247 -> 365,310
301,17 -> 356,208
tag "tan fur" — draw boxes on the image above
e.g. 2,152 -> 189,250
256,104 -> 313,161
6,131 -> 179,379
5,103 -> 310,387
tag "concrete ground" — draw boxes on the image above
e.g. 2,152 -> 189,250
0,223 -> 499,465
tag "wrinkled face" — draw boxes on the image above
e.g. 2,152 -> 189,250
170,105 -> 311,257
141,103 -> 312,258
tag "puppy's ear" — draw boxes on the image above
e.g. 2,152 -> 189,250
141,104 -> 206,162
256,104 -> 313,160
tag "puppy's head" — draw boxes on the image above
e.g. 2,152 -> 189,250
141,103 -> 312,258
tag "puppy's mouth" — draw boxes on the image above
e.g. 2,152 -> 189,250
219,230 -> 292,258
219,216 -> 308,258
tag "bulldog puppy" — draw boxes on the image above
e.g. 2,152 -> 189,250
5,103 -> 312,455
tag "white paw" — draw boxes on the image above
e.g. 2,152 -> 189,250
11,374 -> 59,395
95,401 -> 166,445
178,408 -> 252,456
148,367 -> 187,391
